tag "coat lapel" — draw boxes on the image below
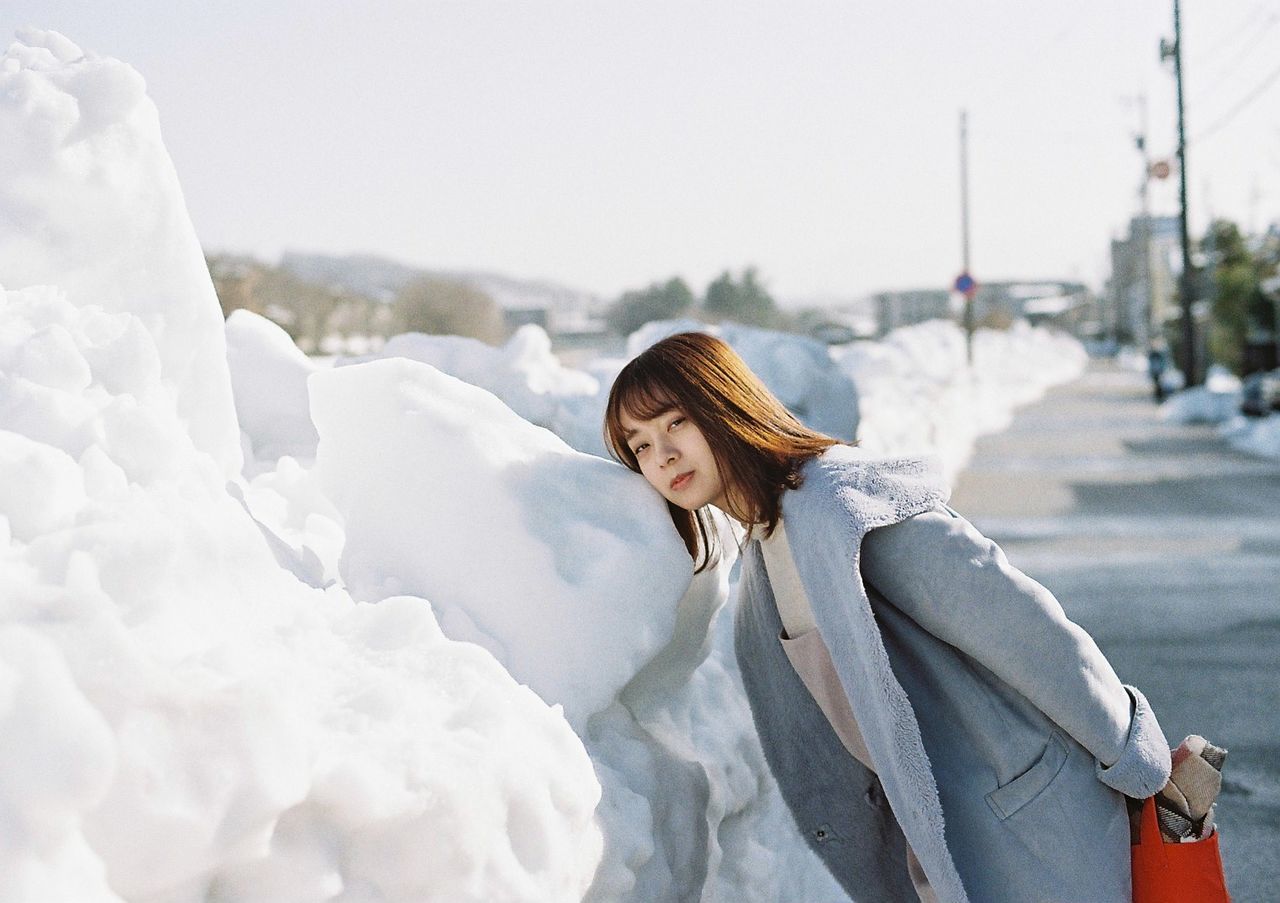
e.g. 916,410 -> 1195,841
777,446 -> 970,902
734,539 -> 921,901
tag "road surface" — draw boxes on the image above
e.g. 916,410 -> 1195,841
950,359 -> 1280,902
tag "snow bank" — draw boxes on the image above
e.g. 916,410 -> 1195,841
0,283 -> 603,902
312,317 -> 1080,486
308,356 -> 691,732
1219,413 -> 1280,459
0,29 -> 241,478
834,319 -> 1087,479
627,319 -> 860,442
328,319 -> 861,465
1,32 -> 606,902
1159,365 -> 1280,460
1159,365 -> 1243,424
225,309 -> 320,469
337,324 -> 603,453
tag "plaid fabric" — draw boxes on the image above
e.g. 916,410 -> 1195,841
1153,736 -> 1227,842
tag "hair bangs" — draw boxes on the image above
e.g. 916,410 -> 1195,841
604,355 -> 684,465
616,371 -> 679,422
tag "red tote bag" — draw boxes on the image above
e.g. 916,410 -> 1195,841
1131,795 -> 1231,902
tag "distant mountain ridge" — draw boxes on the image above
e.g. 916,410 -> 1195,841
280,251 -> 604,317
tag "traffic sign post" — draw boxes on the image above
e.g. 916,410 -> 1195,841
955,271 -> 978,364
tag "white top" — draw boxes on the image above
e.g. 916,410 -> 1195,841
753,517 -> 873,768
755,518 -> 817,639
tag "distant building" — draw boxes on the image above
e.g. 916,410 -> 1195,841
872,280 -> 1095,338
1107,215 -> 1181,347
990,281 -> 1097,335
873,289 -> 953,337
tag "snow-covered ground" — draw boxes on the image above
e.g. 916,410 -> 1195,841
0,31 -> 1090,902
1219,411 -> 1280,460
1150,363 -> 1280,460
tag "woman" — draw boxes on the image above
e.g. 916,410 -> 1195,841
604,332 -> 1171,903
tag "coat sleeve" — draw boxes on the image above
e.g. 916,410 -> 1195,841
859,504 -> 1171,800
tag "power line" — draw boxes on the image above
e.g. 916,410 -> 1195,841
1191,0 -> 1277,67
1192,11 -> 1280,102
1192,57 -> 1280,144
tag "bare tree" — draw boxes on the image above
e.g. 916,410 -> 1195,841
392,276 -> 505,344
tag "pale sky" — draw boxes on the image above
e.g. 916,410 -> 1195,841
6,1 -> 1279,304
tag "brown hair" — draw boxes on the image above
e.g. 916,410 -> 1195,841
603,331 -> 850,572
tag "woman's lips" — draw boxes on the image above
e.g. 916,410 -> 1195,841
670,471 -> 694,491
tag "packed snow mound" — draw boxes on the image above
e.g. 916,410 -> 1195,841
1159,365 -> 1243,425
0,281 -> 605,902
0,29 -> 241,478
340,323 -> 599,433
627,320 -> 860,441
309,356 -> 692,731
834,319 -> 1087,479
579,585 -> 849,903
1220,413 -> 1280,459
225,309 -> 320,468
1159,366 -> 1280,460
0,30 -> 608,896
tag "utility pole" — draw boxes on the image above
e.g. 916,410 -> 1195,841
1134,94 -> 1155,350
1163,0 -> 1199,386
959,109 -> 974,364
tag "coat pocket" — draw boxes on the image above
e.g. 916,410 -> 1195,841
985,731 -> 1070,820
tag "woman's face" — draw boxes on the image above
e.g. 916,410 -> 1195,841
618,405 -> 729,512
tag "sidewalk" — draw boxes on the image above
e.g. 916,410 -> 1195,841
951,358 -> 1280,900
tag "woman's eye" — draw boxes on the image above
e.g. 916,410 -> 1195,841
669,417 -> 684,429
633,443 -> 648,455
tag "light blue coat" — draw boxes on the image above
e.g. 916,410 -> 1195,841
733,446 -> 1171,902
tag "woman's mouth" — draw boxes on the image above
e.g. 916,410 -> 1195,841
670,471 -> 694,491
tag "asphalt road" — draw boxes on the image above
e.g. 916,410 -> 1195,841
950,359 -> 1280,903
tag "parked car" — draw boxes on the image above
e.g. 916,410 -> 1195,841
1241,368 -> 1280,417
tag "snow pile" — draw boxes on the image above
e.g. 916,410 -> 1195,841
328,316 -> 1082,485
1,32 -> 608,902
337,324 -> 604,455
1219,413 -> 1280,459
0,283 -> 604,902
627,319 -> 860,442
1159,364 -> 1243,424
308,356 -> 691,731
225,309 -> 320,469
1159,365 -> 1280,460
1114,355 -> 1280,460
335,318 -> 859,461
0,28 -> 241,479
833,319 -> 1088,479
